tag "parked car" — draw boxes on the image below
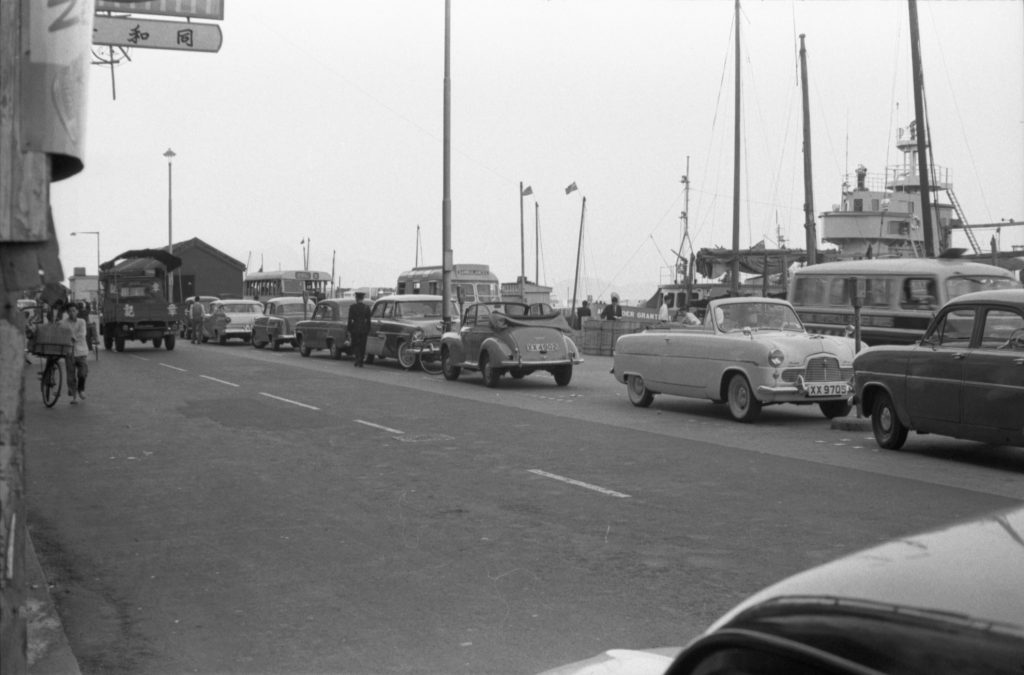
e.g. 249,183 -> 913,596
440,301 -> 583,387
854,288 -> 1024,450
295,297 -> 360,359
252,296 -> 313,351
612,297 -> 856,422
180,295 -> 219,340
541,505 -> 1024,675
202,299 -> 263,345
364,294 -> 459,372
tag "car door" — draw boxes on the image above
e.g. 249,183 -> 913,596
961,306 -> 1024,440
461,305 -> 490,364
905,306 -> 976,434
366,301 -> 390,356
305,303 -> 328,347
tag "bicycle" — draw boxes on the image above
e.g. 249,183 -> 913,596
38,355 -> 65,408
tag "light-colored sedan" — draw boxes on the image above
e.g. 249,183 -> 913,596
202,299 -> 263,345
612,297 -> 856,422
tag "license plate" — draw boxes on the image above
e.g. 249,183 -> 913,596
526,343 -> 558,352
806,382 -> 849,397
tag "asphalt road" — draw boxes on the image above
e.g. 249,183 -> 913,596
24,340 -> 1024,674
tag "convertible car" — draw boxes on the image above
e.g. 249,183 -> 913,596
440,302 -> 583,387
612,297 -> 856,422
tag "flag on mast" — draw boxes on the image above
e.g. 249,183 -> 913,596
565,182 -> 578,195
521,185 -> 533,197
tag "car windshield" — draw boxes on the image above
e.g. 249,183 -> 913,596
397,301 -> 442,318
946,275 -> 1020,299
716,302 -> 803,333
221,303 -> 260,313
274,304 -> 308,316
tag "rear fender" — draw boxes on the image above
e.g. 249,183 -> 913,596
482,337 -> 514,361
441,335 -> 467,364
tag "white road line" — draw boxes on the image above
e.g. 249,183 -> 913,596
200,375 -> 239,387
528,469 -> 631,499
130,355 -> 148,361
160,363 -> 187,372
355,419 -> 405,434
260,392 -> 320,411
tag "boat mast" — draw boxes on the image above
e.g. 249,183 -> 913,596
908,0 -> 936,256
730,0 -> 741,295
799,34 -> 817,265
570,197 -> 587,321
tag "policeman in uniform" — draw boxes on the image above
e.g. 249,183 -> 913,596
346,291 -> 372,367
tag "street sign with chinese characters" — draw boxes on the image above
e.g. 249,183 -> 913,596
93,16 -> 222,52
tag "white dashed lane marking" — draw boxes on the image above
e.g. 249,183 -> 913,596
528,469 -> 631,499
259,392 -> 320,411
355,419 -> 404,434
200,375 -> 239,387
160,363 -> 187,372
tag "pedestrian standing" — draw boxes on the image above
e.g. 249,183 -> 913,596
600,293 -> 623,320
62,303 -> 90,404
576,300 -> 592,329
347,291 -> 372,367
190,296 -> 205,344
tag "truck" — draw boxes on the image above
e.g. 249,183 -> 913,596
99,249 -> 182,352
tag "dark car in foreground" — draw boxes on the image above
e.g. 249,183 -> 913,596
440,301 -> 582,387
854,288 -> 1024,450
541,505 -> 1024,675
295,297 -> 359,359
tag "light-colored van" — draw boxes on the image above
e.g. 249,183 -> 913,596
789,257 -> 1020,345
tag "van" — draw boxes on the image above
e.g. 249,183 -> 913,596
788,257 -> 1020,345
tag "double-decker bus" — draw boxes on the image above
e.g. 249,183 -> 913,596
244,270 -> 331,300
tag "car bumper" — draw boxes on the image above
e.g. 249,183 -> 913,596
756,381 -> 853,403
497,355 -> 584,369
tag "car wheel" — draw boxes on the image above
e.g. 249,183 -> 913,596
553,364 -> 573,387
726,373 -> 761,423
441,347 -> 461,380
328,341 -> 342,360
299,338 -> 312,357
396,340 -> 416,370
153,337 -> 163,348
253,337 -> 267,349
218,331 -> 227,345
510,368 -> 526,379
481,352 -> 501,388
819,400 -> 852,419
871,391 -> 908,450
202,334 -> 209,344
272,339 -> 281,352
627,374 -> 654,407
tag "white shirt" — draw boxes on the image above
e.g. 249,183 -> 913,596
64,317 -> 90,357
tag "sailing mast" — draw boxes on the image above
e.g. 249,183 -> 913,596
799,34 -> 817,265
908,0 -> 936,256
730,0 -> 741,295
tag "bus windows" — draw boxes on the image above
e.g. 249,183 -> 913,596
864,278 -> 894,307
901,278 -> 937,310
828,278 -> 851,305
791,276 -> 828,306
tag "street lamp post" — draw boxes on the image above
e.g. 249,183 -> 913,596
71,230 -> 101,308
163,148 -> 176,301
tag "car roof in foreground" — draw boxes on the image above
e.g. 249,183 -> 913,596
945,288 -> 1024,306
374,294 -> 444,302
709,505 -> 1024,637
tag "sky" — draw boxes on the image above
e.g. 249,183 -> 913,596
52,0 -> 1024,305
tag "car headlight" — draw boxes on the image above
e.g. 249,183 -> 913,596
768,348 -> 785,367
411,329 -> 425,342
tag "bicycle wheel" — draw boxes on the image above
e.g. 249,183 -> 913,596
40,359 -> 62,408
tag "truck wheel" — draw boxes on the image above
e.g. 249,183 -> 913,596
115,335 -> 125,352
153,337 -> 163,348
164,334 -> 176,351
103,332 -> 113,351
727,373 -> 761,423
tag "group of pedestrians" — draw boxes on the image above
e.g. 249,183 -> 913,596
29,299 -> 92,404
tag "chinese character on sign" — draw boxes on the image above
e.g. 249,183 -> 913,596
128,24 -> 150,45
124,304 -> 135,318
176,29 -> 194,48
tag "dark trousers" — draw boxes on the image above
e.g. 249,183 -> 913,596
67,355 -> 88,394
351,331 -> 368,362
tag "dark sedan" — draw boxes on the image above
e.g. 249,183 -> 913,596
252,296 -> 313,351
854,288 -> 1024,450
295,298 -> 360,359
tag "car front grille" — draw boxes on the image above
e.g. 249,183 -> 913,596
781,356 -> 851,383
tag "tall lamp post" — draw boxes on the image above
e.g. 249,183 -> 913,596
71,230 -> 101,307
163,148 -> 176,301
